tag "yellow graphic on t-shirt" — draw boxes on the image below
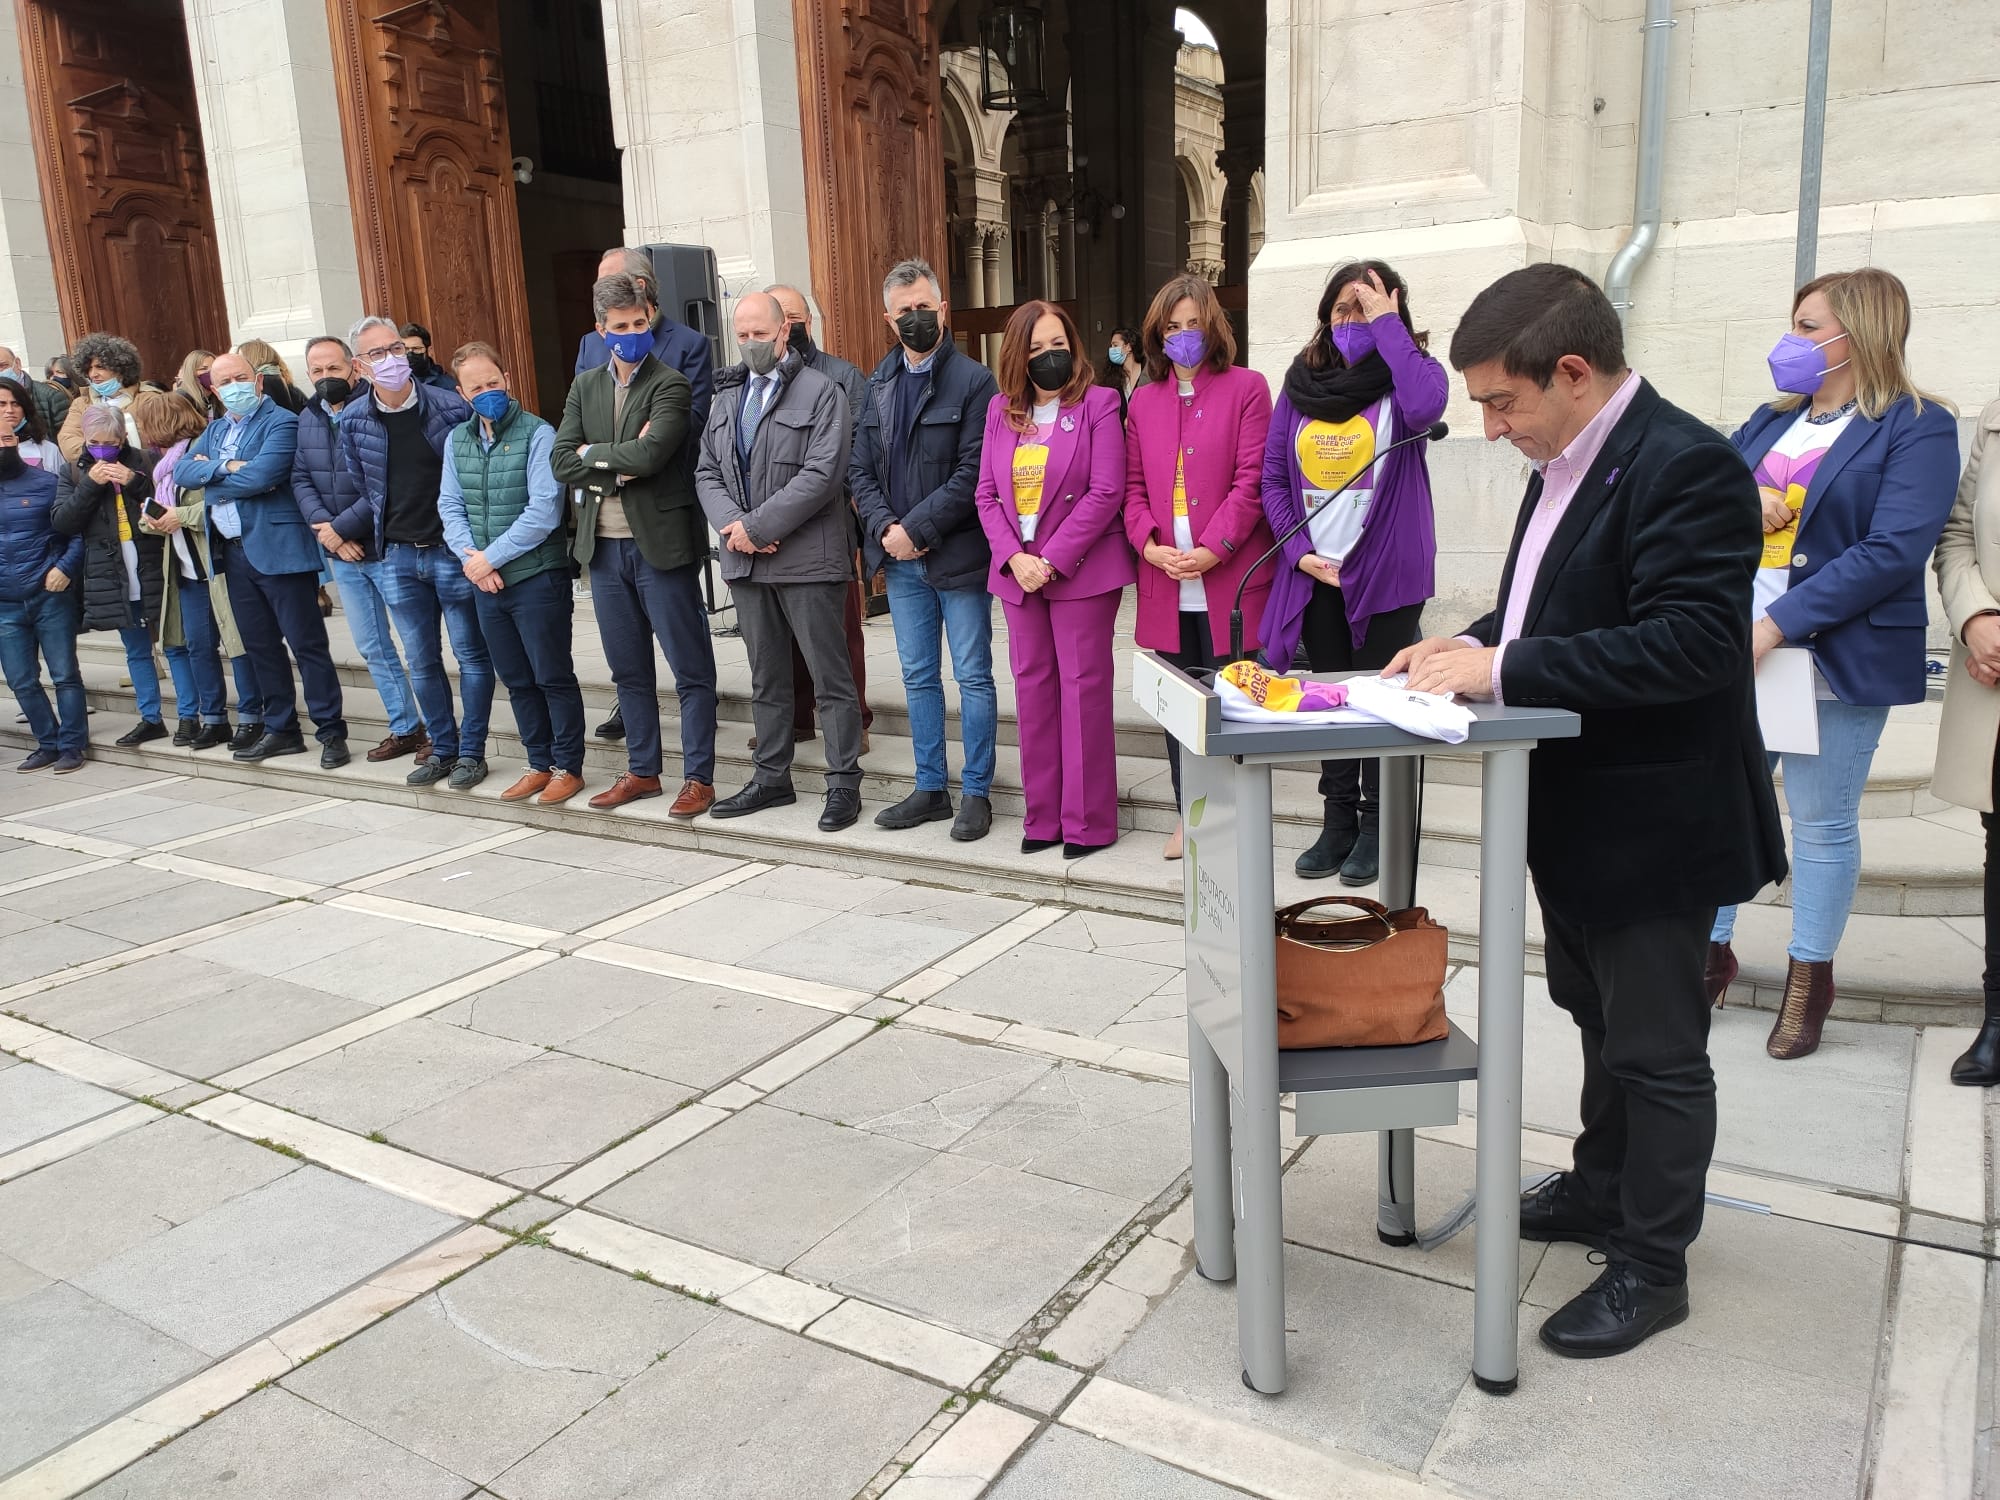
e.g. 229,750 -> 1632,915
115,500 -> 131,544
1760,481 -> 1806,570
1295,415 -> 1376,492
1012,443 -> 1048,520
1172,450 -> 1188,518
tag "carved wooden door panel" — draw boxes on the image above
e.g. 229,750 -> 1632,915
793,0 -> 950,369
325,0 -> 537,410
16,0 -> 230,382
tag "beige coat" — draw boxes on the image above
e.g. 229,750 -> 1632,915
1932,399 -> 2000,811
140,490 -> 243,659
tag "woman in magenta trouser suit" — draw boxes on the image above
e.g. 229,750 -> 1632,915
974,299 -> 1134,856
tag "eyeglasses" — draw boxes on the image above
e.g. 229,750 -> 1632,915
358,343 -> 408,364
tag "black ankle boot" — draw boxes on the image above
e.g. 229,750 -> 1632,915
1294,816 -> 1358,880
1952,1011 -> 2000,1086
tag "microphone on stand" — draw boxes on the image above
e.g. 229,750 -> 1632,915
1228,420 -> 1448,662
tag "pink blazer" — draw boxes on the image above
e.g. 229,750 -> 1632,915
974,383 -> 1136,605
1120,363 -> 1274,652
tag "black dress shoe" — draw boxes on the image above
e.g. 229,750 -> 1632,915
1064,840 -> 1111,860
320,738 -> 350,770
596,704 -> 625,741
1294,820 -> 1358,880
1520,1172 -> 1617,1251
115,719 -> 168,748
818,788 -> 860,832
1952,1016 -> 2000,1086
172,717 -> 198,747
950,794 -> 992,843
874,788 -> 953,829
710,781 -> 797,819
1022,836 -> 1061,854
1539,1260 -> 1689,1358
190,722 -> 233,751
1339,826 -> 1380,887
232,728 -> 306,762
229,722 -> 262,753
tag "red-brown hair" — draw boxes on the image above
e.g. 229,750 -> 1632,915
997,300 -> 1095,433
1140,274 -> 1236,383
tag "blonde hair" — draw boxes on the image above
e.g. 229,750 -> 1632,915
1772,268 -> 1954,422
236,338 -> 296,390
131,389 -> 208,449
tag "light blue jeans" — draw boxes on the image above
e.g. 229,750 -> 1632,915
1712,696 -> 1891,963
329,554 -> 420,738
115,604 -> 164,724
882,559 -> 995,798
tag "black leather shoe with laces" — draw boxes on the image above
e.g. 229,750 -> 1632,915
1519,1172 -> 1617,1251
1539,1259 -> 1688,1358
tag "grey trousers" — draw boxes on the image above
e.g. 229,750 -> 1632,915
732,579 -> 863,792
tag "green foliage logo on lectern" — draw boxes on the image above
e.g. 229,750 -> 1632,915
1185,795 -> 1205,932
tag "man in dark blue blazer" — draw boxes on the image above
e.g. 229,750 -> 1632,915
177,351 -> 349,767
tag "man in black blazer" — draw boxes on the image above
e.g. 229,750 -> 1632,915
1390,264 -> 1786,1359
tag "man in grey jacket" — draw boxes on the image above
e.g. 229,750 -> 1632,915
695,293 -> 861,832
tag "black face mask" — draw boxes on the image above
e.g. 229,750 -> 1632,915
895,308 -> 942,354
1027,349 -> 1074,392
788,321 -> 815,359
407,352 -> 434,377
314,376 -> 354,407
0,446 -> 23,480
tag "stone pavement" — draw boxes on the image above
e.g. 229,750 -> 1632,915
0,762 -> 1989,1499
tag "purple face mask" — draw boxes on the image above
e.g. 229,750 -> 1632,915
1767,331 -> 1849,395
86,442 -> 120,460
1162,329 -> 1206,369
1330,321 -> 1378,366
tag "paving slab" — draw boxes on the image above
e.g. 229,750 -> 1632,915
500,829 -> 743,885
73,1166 -> 458,1356
246,1018 -> 543,1134
989,1423 -> 1246,1498
493,1312 -> 941,1500
768,1027 -> 1051,1148
931,940 -> 1178,1037
794,1151 -> 1141,1344
369,852 -> 660,930
14,953 -> 252,1038
0,1247 -> 49,1305
0,1113 -> 293,1279
64,877 -> 282,945
0,919 -> 131,985
1103,1242 -> 1476,1474
286,1245 -> 718,1484
0,1280 -> 206,1475
432,954 -> 664,1046
0,860 -> 181,918
80,1386 -> 474,1500
181,902 -> 413,976
953,1062 -> 1191,1201
590,1102 -> 932,1268
279,927 -> 522,1007
0,1060 -> 130,1155
615,889 -> 833,964
561,981 -> 835,1089
1034,908 -> 1185,967
386,1053 -> 690,1188
0,840 -> 105,884
851,883 -> 1031,933
740,911 -> 974,992
96,977 -> 374,1080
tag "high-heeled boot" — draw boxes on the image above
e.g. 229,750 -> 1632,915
1704,942 -> 1737,1009
1951,997 -> 2000,1086
1765,958 -> 1835,1060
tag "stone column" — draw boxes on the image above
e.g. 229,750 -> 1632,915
600,0 -> 813,300
0,2 -> 63,364
180,0 -> 364,353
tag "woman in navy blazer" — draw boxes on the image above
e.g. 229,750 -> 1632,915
973,300 -> 1133,857
1708,268 -> 1959,1059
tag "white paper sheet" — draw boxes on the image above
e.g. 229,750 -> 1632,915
1755,646 -> 1819,755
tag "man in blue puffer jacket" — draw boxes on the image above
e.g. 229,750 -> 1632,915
0,427 -> 86,772
336,315 -> 488,791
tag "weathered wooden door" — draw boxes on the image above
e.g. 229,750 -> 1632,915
793,0 -> 951,369
325,0 -> 537,409
15,0 -> 230,381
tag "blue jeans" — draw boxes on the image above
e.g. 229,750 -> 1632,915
476,568 -> 584,775
381,542 -> 493,761
881,559 -> 995,797
232,654 -> 262,727
1712,697 -> 1890,963
588,539 -> 717,783
165,578 -> 229,724
114,602 -> 164,724
330,554 -> 420,738
0,588 -> 86,754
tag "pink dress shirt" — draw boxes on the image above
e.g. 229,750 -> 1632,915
1472,371 -> 1643,701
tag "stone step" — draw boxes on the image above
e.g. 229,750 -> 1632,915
7,723 -> 1979,1026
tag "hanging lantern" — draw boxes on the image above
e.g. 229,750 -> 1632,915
979,4 -> 1047,112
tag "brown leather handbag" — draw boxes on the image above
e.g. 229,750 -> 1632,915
1273,896 -> 1450,1049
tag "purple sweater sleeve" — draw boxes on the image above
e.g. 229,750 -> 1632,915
1373,314 -> 1450,429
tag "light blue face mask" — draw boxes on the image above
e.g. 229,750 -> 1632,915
217,380 -> 261,417
90,376 -> 122,400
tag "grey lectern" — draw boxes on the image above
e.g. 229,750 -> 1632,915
1133,651 -> 1580,1396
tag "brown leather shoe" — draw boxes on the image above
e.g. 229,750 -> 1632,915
1704,941 -> 1737,1009
589,773 -> 663,811
500,770 -> 552,803
1767,958 -> 1835,1060
366,731 -> 430,763
669,779 -> 715,820
537,770 -> 585,806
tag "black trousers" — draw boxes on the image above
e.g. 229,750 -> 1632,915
1984,743 -> 2000,1015
1542,900 -> 1719,1285
212,534 -> 347,744
1160,611 -> 1222,808
1298,586 -> 1423,834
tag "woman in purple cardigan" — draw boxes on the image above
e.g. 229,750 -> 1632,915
1261,260 -> 1447,885
974,300 -> 1134,857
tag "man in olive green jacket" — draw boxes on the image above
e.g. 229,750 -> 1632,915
552,272 -> 719,818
